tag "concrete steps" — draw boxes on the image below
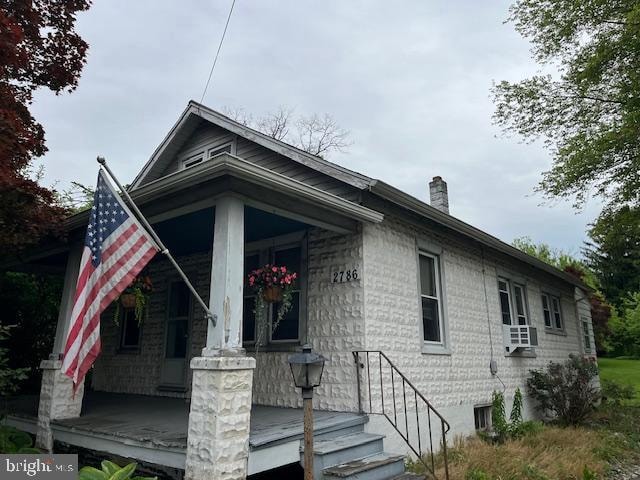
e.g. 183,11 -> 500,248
301,430 -> 419,480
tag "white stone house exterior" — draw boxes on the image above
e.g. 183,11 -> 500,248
9,101 -> 597,480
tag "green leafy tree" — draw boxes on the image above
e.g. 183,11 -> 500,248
585,206 -> 640,308
493,0 -> 640,210
0,326 -> 28,397
607,292 -> 640,357
0,272 -> 61,394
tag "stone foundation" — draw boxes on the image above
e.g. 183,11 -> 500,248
35,359 -> 84,451
185,355 -> 256,480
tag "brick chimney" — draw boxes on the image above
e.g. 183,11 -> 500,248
429,176 -> 449,214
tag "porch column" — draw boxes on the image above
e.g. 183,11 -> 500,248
185,195 -> 256,480
36,244 -> 85,451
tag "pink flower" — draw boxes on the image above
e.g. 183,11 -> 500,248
272,266 -> 278,272
281,266 -> 287,273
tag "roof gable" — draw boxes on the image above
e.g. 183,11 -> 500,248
131,101 -> 372,191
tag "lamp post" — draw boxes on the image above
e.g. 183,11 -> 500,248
288,344 -> 326,480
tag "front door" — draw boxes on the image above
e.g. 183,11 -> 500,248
160,280 -> 191,388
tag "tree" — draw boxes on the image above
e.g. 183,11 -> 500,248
493,0 -> 640,210
223,106 -> 351,157
0,0 -> 91,252
585,205 -> 640,308
0,272 -> 61,394
606,292 -> 640,357
512,236 -> 586,276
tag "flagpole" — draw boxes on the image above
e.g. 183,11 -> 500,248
96,156 -> 216,327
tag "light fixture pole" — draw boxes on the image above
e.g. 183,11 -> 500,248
288,344 -> 326,480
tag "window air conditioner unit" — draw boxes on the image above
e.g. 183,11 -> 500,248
503,325 -> 538,350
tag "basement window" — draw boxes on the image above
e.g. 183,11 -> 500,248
474,405 -> 492,431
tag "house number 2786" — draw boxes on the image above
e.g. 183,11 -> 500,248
332,269 -> 359,283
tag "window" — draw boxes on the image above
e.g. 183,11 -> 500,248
242,236 -> 307,347
270,246 -> 302,342
166,281 -> 190,359
541,293 -> 563,330
242,253 -> 260,343
498,278 -> 513,325
419,252 -> 443,343
499,278 -> 529,326
582,318 -> 592,353
208,142 -> 233,158
513,284 -> 528,325
474,405 -> 492,431
182,154 -> 204,169
119,308 -> 141,350
541,294 -> 552,328
551,296 -> 563,330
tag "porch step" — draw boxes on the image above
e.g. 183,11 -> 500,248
322,453 -> 405,480
302,432 -> 385,478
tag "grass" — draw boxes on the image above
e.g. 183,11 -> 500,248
409,426 -> 611,480
598,358 -> 640,406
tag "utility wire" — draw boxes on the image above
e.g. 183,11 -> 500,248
200,0 -> 237,103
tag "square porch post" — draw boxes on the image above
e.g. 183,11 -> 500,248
36,244 -> 85,451
185,195 -> 256,480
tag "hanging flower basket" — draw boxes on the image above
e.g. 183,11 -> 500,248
120,293 -> 137,309
262,285 -> 284,303
114,275 -> 153,326
248,264 -> 298,348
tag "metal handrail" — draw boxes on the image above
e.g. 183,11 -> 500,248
352,350 -> 450,480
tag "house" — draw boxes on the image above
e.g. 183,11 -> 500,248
6,101 -> 597,480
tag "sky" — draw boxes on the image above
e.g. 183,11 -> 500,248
32,0 -> 602,255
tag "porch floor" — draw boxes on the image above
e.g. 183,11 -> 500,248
6,391 -> 366,473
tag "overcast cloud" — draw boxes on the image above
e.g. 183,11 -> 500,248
31,0 -> 602,254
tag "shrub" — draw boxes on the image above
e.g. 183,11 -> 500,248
0,424 -> 40,453
79,460 -> 157,480
601,379 -> 636,406
491,391 -> 508,441
526,355 -> 600,425
465,468 -> 491,480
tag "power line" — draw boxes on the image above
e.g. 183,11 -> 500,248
200,0 -> 237,103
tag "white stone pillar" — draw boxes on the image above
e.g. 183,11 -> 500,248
36,360 -> 84,451
36,244 -> 85,451
204,195 -> 245,354
185,195 -> 255,480
184,356 -> 255,480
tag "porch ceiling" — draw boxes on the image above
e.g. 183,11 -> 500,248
153,206 -> 309,256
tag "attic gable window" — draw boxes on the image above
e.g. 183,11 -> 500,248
208,142 -> 233,158
181,155 -> 204,169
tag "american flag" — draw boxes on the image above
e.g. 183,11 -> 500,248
62,170 -> 158,387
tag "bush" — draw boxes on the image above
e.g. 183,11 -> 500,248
491,391 -> 508,441
79,460 -> 157,480
526,355 -> 600,425
465,468 -> 491,480
606,293 -> 640,358
0,424 -> 40,453
601,379 -> 636,406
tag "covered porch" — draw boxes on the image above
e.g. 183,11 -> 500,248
13,152 -> 382,479
6,391 -> 367,475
